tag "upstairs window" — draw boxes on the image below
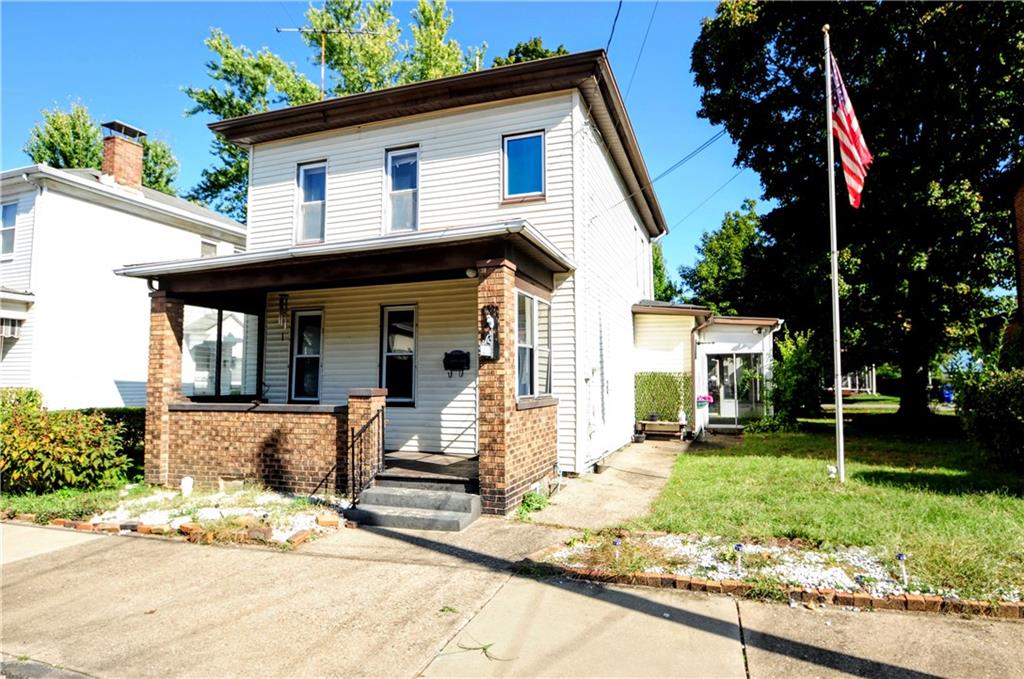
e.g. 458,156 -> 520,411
503,131 -> 545,199
1,203 -> 16,256
297,162 -> 326,242
386,148 -> 419,232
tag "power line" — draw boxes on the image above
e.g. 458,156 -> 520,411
589,128 -> 728,221
671,168 -> 746,229
606,0 -> 624,53
624,0 -> 659,101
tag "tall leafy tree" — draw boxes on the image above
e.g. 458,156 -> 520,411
691,1 -> 1023,417
183,30 -> 320,221
492,37 -> 568,67
679,198 -> 763,315
186,1 -> 484,221
24,102 -> 180,195
652,243 -> 679,302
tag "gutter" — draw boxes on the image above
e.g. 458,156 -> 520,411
8,165 -> 245,243
115,219 -> 576,279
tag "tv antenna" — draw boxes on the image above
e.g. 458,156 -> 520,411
276,27 -> 379,100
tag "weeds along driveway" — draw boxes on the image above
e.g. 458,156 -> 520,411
1,519 -> 570,679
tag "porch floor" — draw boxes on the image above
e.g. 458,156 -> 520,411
382,452 -> 479,482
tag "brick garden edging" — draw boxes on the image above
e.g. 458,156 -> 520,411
519,541 -> 1024,621
2,513 -> 353,549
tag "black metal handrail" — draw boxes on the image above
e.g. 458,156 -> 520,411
349,407 -> 385,507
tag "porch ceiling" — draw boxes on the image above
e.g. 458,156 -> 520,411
116,220 -> 573,302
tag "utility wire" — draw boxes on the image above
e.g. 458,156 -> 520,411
624,0 -> 659,101
606,0 -> 624,52
588,128 -> 727,221
671,168 -> 746,229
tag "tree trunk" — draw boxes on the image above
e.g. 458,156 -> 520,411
896,350 -> 931,421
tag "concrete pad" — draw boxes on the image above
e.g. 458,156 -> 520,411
740,599 -> 1024,679
531,440 -> 681,530
1,518 -> 567,679
422,578 -> 746,678
1,523 -> 102,565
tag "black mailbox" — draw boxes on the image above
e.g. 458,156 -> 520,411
443,350 -> 471,377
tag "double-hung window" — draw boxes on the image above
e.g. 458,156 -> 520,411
516,292 -> 551,397
503,131 -> 545,199
297,162 -> 326,242
381,306 -> 416,404
291,311 -> 323,401
1,203 -> 16,256
386,147 -> 419,232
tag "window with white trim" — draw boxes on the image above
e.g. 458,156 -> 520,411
381,306 -> 416,403
1,203 -> 16,256
297,162 -> 326,242
0,318 -> 22,339
291,310 -> 323,401
503,131 -> 545,199
516,292 -> 551,397
386,147 -> 419,232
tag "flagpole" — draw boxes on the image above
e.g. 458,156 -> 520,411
823,24 -> 846,483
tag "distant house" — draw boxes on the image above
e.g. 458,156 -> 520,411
0,122 -> 245,409
117,51 -> 670,523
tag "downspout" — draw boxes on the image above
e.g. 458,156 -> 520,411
691,314 -> 715,438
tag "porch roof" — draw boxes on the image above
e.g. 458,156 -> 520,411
115,219 -> 574,304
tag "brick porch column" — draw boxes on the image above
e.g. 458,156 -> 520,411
347,388 -> 387,496
145,290 -> 184,486
476,258 -> 517,514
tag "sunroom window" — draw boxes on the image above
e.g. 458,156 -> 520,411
387,148 -> 419,232
503,131 -> 544,199
517,292 -> 551,397
182,305 -> 260,398
298,162 -> 326,242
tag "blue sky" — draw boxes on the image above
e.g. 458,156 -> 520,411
0,1 -> 767,277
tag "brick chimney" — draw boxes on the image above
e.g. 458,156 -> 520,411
100,120 -> 146,188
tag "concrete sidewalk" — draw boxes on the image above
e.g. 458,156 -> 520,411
531,440 -> 681,530
1,522 -> 102,565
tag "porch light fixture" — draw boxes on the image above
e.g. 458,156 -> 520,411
465,268 -> 478,278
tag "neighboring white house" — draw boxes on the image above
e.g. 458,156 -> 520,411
118,51 -> 667,514
0,122 -> 245,409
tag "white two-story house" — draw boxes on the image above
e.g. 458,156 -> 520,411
0,122 -> 245,409
118,51 -> 669,520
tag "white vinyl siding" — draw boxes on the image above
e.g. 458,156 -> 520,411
634,314 -> 695,374
0,188 -> 36,291
264,279 -> 478,455
576,102 -> 654,468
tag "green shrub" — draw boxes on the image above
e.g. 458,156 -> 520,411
769,330 -> 822,424
956,368 -> 1024,471
516,490 -> 550,521
635,372 -> 693,426
0,388 -> 129,494
79,407 -> 145,473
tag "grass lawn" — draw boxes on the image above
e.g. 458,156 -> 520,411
1,483 -> 155,523
631,414 -> 1024,600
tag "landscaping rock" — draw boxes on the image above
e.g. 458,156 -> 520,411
316,514 -> 340,528
119,521 -> 140,532
178,522 -> 202,536
247,526 -> 273,542
287,529 -> 311,546
97,523 -> 121,533
74,522 -> 94,531
137,525 -> 153,534
148,524 -> 170,535
138,510 -> 171,526
14,513 -> 37,523
49,518 -> 70,527
170,516 -> 192,530
196,507 -> 223,522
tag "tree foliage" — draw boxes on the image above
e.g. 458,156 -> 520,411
652,243 -> 679,302
679,198 -> 763,315
23,102 -> 180,195
185,0 -> 485,221
691,1 -> 1024,417
492,36 -> 568,67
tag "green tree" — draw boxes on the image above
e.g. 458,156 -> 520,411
679,198 -> 763,315
183,30 -> 320,221
492,37 -> 568,67
186,1 -> 484,221
652,243 -> 679,302
24,102 -> 180,195
691,1 -> 1023,418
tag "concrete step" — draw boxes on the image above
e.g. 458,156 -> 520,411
359,486 -> 481,513
344,504 -> 479,532
374,475 -> 479,494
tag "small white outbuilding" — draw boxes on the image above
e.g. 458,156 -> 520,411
632,301 -> 783,436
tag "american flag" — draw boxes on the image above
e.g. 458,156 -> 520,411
830,55 -> 872,208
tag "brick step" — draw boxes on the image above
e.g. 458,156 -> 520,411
344,504 -> 479,532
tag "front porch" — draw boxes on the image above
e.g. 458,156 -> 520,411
129,221 -> 569,515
